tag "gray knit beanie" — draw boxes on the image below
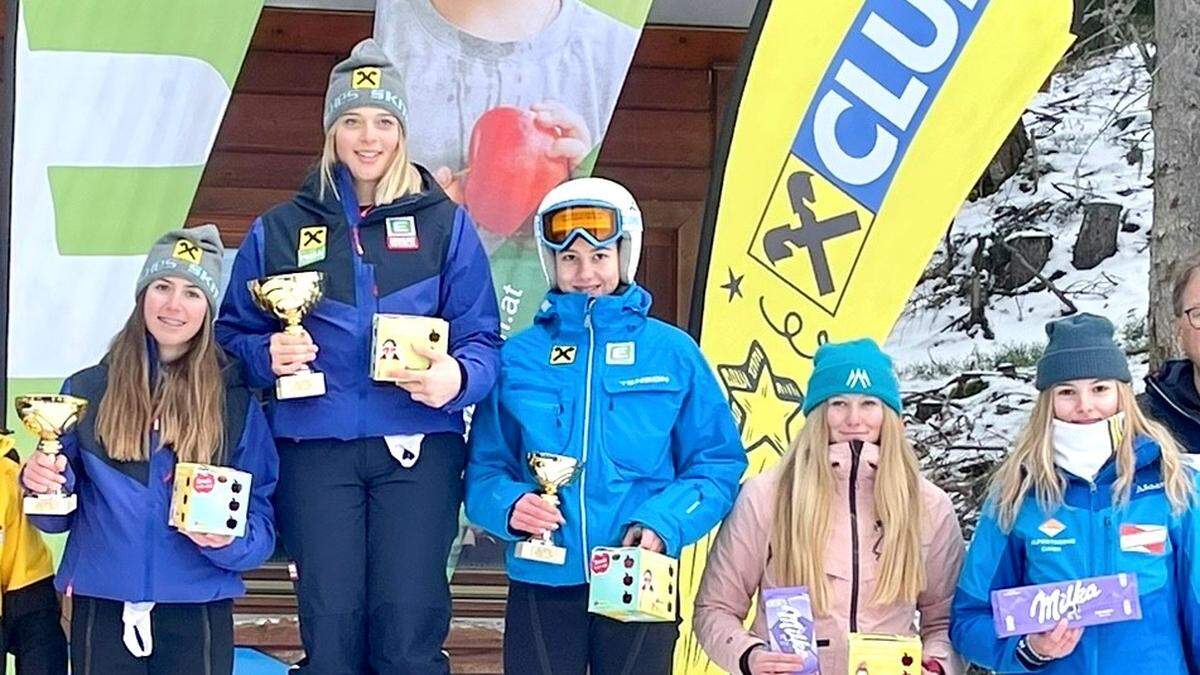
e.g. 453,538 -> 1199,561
136,225 -> 224,312
1034,313 -> 1131,390
324,39 -> 408,132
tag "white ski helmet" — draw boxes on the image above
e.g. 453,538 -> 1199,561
533,177 -> 644,288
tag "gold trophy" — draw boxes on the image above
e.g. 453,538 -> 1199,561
249,271 -> 327,399
514,452 -> 581,565
15,394 -> 87,515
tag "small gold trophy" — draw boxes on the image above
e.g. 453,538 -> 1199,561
514,452 -> 581,565
15,394 -> 87,515
249,271 -> 327,399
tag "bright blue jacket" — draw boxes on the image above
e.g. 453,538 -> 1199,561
216,165 -> 502,440
464,285 -> 747,586
30,355 -> 279,603
951,436 -> 1200,673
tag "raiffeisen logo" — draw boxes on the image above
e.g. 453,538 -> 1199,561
749,0 -> 988,316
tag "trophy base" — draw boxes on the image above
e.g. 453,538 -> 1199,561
277,371 -> 326,399
24,492 -> 77,516
515,540 -> 567,565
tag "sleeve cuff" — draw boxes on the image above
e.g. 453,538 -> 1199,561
1016,636 -> 1051,670
739,643 -> 765,675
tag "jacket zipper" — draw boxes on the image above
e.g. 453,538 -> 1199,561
144,427 -> 159,601
350,217 -> 372,438
848,440 -> 862,633
580,299 -> 596,581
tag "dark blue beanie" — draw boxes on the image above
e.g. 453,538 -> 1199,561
803,338 -> 901,414
1035,313 -> 1131,390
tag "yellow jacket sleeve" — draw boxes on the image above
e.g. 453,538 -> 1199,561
0,445 -> 55,600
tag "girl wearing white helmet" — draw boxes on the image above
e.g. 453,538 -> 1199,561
465,177 -> 747,673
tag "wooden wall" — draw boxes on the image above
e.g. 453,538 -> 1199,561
186,8 -> 745,326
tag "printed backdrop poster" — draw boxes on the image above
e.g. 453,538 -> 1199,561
5,1 -> 263,448
373,0 -> 652,338
373,0 -> 653,570
679,0 -> 1074,672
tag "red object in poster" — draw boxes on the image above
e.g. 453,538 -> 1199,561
465,106 -> 570,236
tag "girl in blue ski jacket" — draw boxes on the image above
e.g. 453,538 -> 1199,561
21,226 -> 279,675
951,314 -> 1200,674
215,40 -> 501,675
465,177 -> 747,674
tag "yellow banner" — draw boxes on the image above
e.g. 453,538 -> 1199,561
677,0 -> 1074,671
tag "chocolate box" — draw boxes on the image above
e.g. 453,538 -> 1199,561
169,463 -> 252,537
990,573 -> 1141,637
762,586 -> 820,673
587,547 -> 677,622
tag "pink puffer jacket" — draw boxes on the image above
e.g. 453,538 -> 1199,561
694,442 -> 965,675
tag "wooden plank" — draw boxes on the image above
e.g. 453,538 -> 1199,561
202,150 -> 318,190
618,67 -> 711,112
235,50 -> 337,96
591,165 -> 710,202
251,8 -> 372,55
215,92 -> 325,154
632,27 -> 745,69
599,109 -> 712,168
191,186 -> 294,216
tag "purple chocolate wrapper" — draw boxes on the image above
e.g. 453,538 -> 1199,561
763,587 -> 820,674
990,573 -> 1142,637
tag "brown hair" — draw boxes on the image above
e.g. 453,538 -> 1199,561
95,293 -> 225,464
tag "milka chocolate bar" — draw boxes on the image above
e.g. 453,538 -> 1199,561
990,573 -> 1141,637
762,587 -> 820,674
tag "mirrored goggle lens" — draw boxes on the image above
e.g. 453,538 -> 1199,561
542,206 -> 620,246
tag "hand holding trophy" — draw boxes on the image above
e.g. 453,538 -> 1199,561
249,271 -> 327,399
15,394 -> 87,515
514,452 -> 581,565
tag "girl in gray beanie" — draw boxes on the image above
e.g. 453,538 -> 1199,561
951,313 -> 1200,673
216,38 -> 501,674
21,226 -> 280,675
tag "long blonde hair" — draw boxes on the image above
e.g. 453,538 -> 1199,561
95,294 -> 225,464
319,110 -> 422,206
769,404 -> 926,616
990,382 -> 1194,531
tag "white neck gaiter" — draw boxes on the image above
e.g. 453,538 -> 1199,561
1051,412 -> 1125,482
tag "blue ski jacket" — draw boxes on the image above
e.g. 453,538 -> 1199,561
464,285 -> 747,585
951,436 -> 1200,673
30,355 -> 279,603
216,165 -> 501,440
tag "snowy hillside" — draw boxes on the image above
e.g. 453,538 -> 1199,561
884,46 -> 1155,528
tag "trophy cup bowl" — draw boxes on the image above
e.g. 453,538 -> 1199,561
248,271 -> 327,399
15,394 -> 87,515
514,452 -> 581,565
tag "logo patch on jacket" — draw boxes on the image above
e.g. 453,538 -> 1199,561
1120,523 -> 1167,555
550,345 -> 576,365
386,216 -> 419,250
606,342 -> 635,365
297,225 -> 327,266
1038,518 -> 1066,538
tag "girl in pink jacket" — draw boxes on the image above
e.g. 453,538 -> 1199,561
694,338 -> 965,675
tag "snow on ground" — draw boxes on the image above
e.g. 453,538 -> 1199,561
882,46 -> 1156,527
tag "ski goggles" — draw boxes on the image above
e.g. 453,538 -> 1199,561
536,201 -> 624,252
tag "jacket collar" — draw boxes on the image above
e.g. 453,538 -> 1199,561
293,163 -> 448,226
828,441 -> 880,485
1146,359 -> 1200,416
534,284 -> 652,336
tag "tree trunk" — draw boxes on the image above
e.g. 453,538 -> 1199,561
1150,0 -> 1200,370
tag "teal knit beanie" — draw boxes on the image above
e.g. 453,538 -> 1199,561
803,338 -> 901,414
1035,313 -> 1131,390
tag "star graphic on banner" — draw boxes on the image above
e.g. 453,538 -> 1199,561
717,341 -> 805,457
720,268 -> 744,302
